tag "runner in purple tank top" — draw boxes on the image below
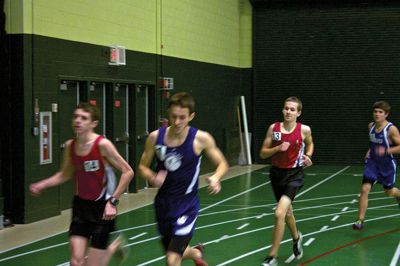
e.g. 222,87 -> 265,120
139,92 -> 229,266
353,101 -> 400,230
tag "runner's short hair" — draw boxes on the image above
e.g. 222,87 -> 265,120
284,96 -> 303,112
168,92 -> 195,114
373,101 -> 390,114
75,103 -> 100,122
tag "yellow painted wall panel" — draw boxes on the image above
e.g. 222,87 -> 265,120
5,0 -> 32,34
161,0 -> 241,66
30,0 -> 157,54
239,0 -> 252,67
4,0 -> 252,68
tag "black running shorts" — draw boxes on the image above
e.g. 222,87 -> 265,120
161,235 -> 192,256
69,196 -> 115,249
269,166 -> 304,201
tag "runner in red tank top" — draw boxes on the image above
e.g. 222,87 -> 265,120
30,103 -> 134,266
70,135 -> 107,201
259,97 -> 314,266
271,122 -> 304,169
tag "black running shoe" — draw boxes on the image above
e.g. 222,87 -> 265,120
293,232 -> 303,260
352,219 -> 364,230
261,256 -> 278,266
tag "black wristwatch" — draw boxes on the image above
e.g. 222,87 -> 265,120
109,197 -> 119,206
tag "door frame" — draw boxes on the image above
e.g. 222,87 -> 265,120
57,76 -> 157,194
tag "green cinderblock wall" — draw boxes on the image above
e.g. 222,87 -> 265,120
252,2 -> 400,165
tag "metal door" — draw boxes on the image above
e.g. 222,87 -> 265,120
133,84 -> 150,190
113,84 -> 129,161
111,84 -> 130,191
58,80 -> 80,210
88,82 -> 106,136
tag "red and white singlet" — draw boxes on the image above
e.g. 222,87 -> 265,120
71,135 -> 115,201
271,122 -> 305,168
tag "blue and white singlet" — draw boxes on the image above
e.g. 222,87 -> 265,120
364,122 -> 397,188
154,126 -> 202,236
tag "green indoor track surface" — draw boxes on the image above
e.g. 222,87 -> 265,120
1,165 -> 400,265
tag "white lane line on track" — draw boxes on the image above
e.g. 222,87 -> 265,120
285,254 -> 295,263
138,166 -> 379,266
256,213 -> 268,219
331,215 -> 340,221
237,223 -> 249,230
320,225 -> 329,231
137,256 -> 165,266
295,166 -> 350,199
136,166 -> 355,266
282,167 -> 349,265
129,232 -> 148,240
200,194 -> 390,218
0,166 -> 375,264
390,240 -> 400,266
304,238 -> 315,246
3,199 -> 396,263
216,213 -> 400,266
341,207 -> 349,212
0,169 -> 260,255
200,182 -> 270,212
215,235 -> 230,243
133,203 -> 399,266
55,262 -> 69,266
200,204 -> 398,235
0,242 -> 68,263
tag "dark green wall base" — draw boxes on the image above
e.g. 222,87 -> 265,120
5,34 -> 252,223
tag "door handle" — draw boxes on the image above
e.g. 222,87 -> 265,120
115,132 -> 130,144
137,132 -> 149,141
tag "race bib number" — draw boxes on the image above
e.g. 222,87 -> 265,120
272,132 -> 281,141
84,160 -> 100,172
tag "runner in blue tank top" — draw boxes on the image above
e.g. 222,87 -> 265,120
139,92 -> 228,266
353,101 -> 400,230
154,126 -> 201,220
